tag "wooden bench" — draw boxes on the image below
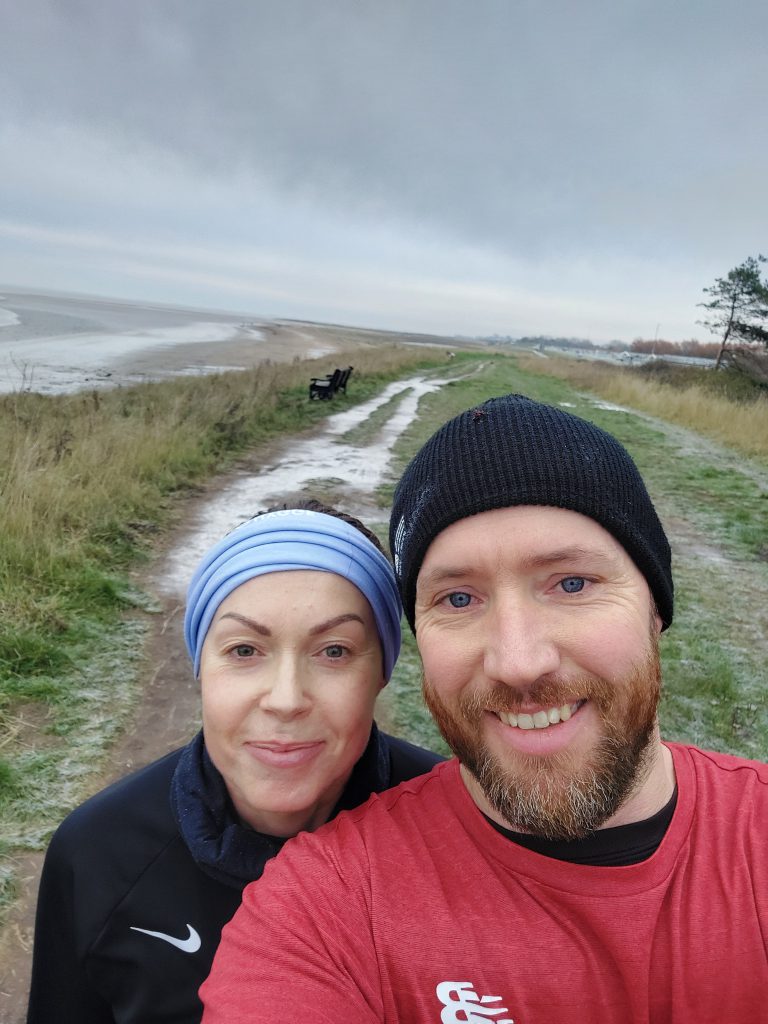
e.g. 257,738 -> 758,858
308,365 -> 353,400
336,366 -> 353,393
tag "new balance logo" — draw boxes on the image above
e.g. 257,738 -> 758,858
436,981 -> 514,1024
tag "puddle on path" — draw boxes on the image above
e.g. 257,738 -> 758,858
589,398 -> 632,414
157,374 -> 453,597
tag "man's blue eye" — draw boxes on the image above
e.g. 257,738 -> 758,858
448,592 -> 472,608
561,577 -> 585,593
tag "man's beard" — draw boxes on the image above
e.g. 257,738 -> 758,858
423,634 -> 662,842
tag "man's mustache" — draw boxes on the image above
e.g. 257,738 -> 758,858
453,675 -> 616,719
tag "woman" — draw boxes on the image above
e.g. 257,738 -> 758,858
27,502 -> 442,1023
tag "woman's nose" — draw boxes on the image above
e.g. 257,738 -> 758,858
259,656 -> 311,718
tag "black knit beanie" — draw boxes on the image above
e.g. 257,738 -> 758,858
389,393 -> 673,632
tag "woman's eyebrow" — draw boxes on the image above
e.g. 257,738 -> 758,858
218,612 -> 271,636
217,611 -> 366,636
308,613 -> 365,636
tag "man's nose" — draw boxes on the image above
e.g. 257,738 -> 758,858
260,655 -> 311,718
482,596 -> 561,689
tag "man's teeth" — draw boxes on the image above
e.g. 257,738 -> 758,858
497,703 -> 580,730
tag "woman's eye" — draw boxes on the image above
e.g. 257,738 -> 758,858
447,592 -> 472,608
232,644 -> 256,658
560,577 -> 586,594
323,644 -> 347,659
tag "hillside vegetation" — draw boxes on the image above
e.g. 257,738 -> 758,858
515,352 -> 768,459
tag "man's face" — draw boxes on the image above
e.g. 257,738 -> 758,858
415,506 -> 663,841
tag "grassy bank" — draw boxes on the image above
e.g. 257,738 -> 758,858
0,343 -> 459,912
515,353 -> 768,460
379,354 -> 768,765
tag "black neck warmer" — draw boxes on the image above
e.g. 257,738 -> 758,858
170,725 -> 390,888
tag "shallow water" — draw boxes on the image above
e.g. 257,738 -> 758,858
0,291 -> 274,394
0,320 -> 266,394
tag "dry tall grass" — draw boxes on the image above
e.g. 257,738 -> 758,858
2,346 -> 433,540
517,354 -> 768,459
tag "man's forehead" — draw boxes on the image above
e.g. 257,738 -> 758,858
416,506 -> 629,580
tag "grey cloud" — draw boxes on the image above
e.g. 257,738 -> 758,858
2,0 -> 766,257
0,0 -> 766,340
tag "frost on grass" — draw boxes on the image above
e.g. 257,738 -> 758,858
0,617 -> 149,855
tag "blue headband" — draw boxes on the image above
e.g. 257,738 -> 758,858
184,509 -> 402,681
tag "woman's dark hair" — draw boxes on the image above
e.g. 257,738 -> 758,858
257,499 -> 386,555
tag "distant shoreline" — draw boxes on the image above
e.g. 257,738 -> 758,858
0,290 -> 328,394
0,289 -> 459,395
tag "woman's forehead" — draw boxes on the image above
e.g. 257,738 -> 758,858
214,569 -> 375,620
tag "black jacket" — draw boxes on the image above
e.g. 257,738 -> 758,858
27,729 -> 442,1024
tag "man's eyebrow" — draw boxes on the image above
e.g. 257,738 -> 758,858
417,566 -> 476,592
519,546 -> 615,570
417,547 -> 617,591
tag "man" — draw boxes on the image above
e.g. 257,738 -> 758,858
202,394 -> 767,1023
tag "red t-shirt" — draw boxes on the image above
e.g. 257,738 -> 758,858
201,743 -> 768,1023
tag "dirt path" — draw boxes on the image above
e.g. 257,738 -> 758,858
0,368 -> 458,1023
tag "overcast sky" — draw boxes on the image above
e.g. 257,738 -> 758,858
1,0 -> 765,341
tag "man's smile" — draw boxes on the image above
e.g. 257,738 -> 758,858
495,700 -> 586,731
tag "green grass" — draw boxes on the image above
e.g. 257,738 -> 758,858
340,389 -> 414,446
385,631 -> 450,756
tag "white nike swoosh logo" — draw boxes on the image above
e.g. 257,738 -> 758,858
130,923 -> 202,953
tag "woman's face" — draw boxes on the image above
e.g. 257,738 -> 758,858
199,570 -> 386,837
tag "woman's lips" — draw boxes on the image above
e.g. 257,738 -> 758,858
244,741 -> 325,768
